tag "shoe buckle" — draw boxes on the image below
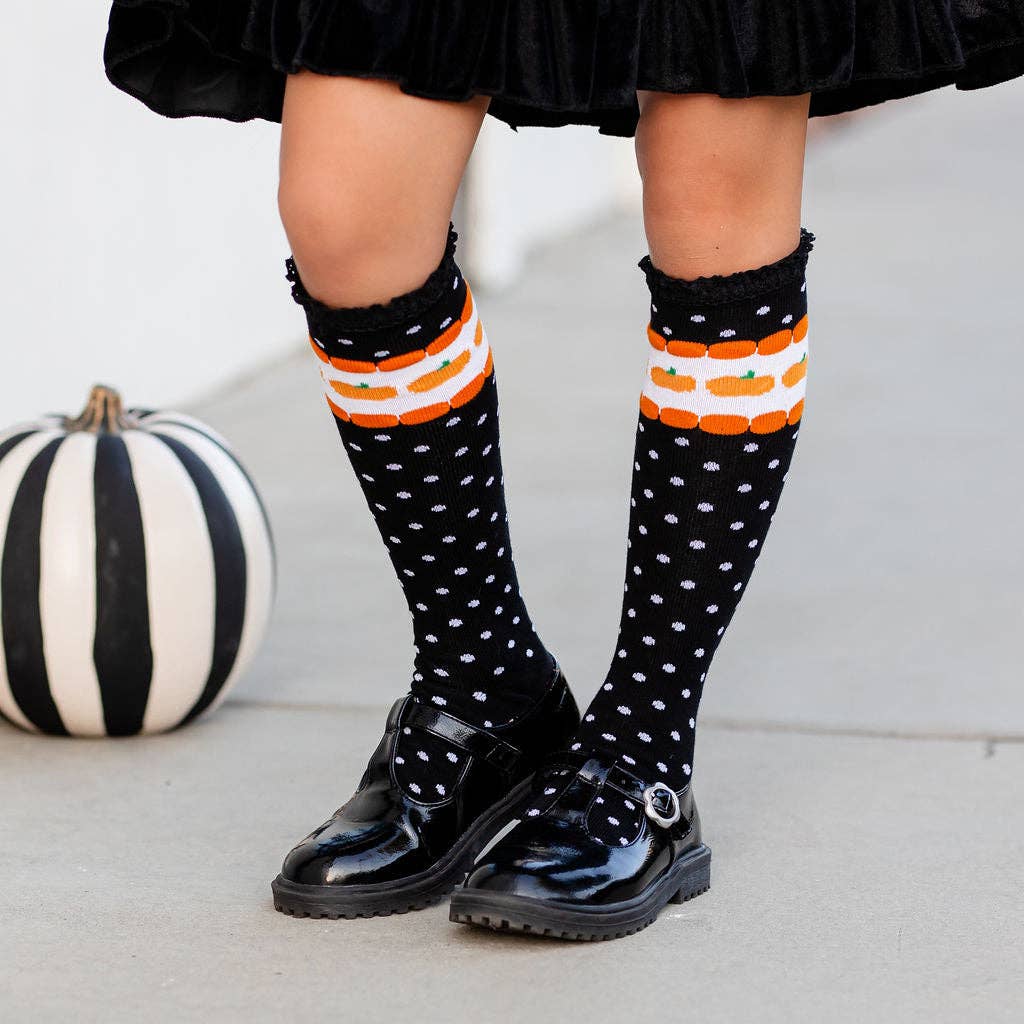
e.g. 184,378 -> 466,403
642,784 -> 681,828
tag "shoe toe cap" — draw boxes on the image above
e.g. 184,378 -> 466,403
281,817 -> 422,886
464,822 -> 611,903
463,860 -> 567,902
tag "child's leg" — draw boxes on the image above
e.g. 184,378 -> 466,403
575,93 -> 813,802
273,77 -> 578,917
635,92 -> 810,279
454,93 -> 813,939
279,74 -> 489,307
279,75 -> 559,734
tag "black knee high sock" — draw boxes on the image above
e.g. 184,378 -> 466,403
288,228 -> 556,740
574,233 -> 814,834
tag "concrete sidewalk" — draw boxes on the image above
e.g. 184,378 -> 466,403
4,81 -> 1024,1022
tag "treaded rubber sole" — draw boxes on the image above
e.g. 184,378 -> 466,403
272,880 -> 452,921
272,888 -> 451,920
271,777 -> 531,920
449,844 -> 711,941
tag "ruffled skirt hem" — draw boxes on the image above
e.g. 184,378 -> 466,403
104,2 -> 1024,136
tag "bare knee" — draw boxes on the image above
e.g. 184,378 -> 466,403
277,171 -> 449,308
276,74 -> 486,308
640,152 -> 768,268
636,93 -> 809,278
278,172 -> 378,301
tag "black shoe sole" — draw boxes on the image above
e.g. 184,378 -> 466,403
271,777 -> 532,920
449,844 -> 711,941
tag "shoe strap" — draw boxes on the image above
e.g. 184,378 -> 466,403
537,750 -> 691,832
398,698 -> 523,777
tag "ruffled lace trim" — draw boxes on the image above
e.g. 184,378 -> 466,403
639,229 -> 815,307
285,225 -> 459,332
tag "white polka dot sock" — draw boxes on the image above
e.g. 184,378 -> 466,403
573,232 -> 813,814
287,227 -> 557,733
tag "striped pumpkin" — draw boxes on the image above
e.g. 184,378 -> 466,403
0,386 -> 275,736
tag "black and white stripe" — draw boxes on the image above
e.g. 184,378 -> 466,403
0,415 -> 274,736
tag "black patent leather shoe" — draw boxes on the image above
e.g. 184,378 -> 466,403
271,667 -> 579,919
449,749 -> 710,940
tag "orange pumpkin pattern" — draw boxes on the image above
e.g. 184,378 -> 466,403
705,373 -> 776,397
312,286 -> 493,428
650,366 -> 697,392
782,354 -> 807,388
642,316 -> 808,434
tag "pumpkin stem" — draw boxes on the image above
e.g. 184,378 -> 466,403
65,385 -> 139,434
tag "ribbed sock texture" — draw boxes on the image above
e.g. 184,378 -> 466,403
289,228 -> 556,770
573,233 -> 814,829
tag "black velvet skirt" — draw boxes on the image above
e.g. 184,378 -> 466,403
104,2 -> 1024,137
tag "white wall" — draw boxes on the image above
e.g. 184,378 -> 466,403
463,121 -> 640,289
0,6 -> 294,426
0,5 -> 637,425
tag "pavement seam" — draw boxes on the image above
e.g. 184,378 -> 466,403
224,699 -> 1024,745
